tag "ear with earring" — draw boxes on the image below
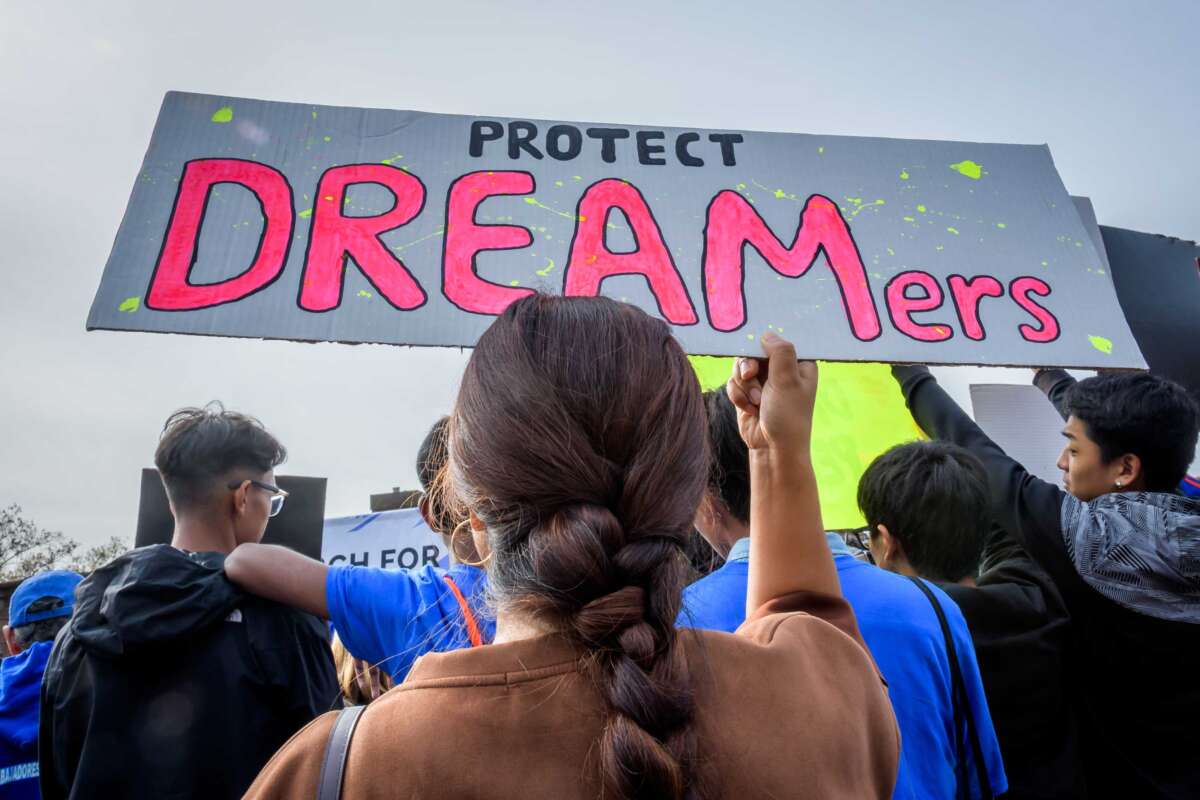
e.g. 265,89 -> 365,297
1115,481 -> 1124,489
450,519 -> 492,568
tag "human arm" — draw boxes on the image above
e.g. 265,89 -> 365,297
224,543 -> 329,618
1033,368 -> 1076,421
891,366 -> 1088,601
727,332 -> 840,614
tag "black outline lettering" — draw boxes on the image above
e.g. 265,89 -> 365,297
563,178 -> 697,326
884,270 -> 954,342
947,274 -> 1003,341
439,170 -> 536,317
700,191 -> 882,340
145,158 -> 295,312
297,163 -> 429,314
1010,275 -> 1061,343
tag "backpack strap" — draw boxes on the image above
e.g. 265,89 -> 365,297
907,576 -> 993,800
316,704 -> 366,800
442,574 -> 484,647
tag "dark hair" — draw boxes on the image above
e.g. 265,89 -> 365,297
447,295 -> 707,800
857,441 -> 989,582
1067,373 -> 1200,492
13,596 -> 69,647
154,403 -> 287,511
416,417 -> 457,536
684,528 -> 725,579
702,389 -> 750,523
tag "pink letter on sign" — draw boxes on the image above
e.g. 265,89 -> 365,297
885,271 -> 953,342
299,164 -> 427,312
442,171 -> 536,315
948,274 -> 1004,341
146,159 -> 293,310
1010,276 -> 1060,342
564,179 -> 697,325
701,192 -> 881,339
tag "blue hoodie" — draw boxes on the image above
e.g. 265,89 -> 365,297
0,640 -> 52,799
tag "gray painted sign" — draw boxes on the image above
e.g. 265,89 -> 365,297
87,91 -> 1145,368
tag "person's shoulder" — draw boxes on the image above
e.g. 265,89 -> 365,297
241,594 -> 328,643
242,709 -> 338,799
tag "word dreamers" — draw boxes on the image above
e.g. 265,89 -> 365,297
469,121 -> 745,167
144,159 -> 1060,344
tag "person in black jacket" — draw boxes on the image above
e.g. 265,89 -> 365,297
859,441 -> 1084,799
39,404 -> 340,800
892,365 -> 1200,799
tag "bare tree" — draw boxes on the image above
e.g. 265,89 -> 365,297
0,505 -> 128,581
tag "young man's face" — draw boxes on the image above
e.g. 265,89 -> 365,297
1057,416 -> 1122,501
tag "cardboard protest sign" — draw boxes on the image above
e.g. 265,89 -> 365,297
89,91 -> 1144,368
1099,225 -> 1200,399
321,508 -> 448,570
690,357 -> 922,529
134,469 -> 326,560
970,384 -> 1067,485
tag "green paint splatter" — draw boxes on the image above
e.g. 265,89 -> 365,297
818,146 -> 824,154
886,247 -> 895,256
949,160 -> 983,180
509,279 -> 521,286
1088,335 -> 1113,354
535,258 -> 556,277
298,208 -> 312,218
554,180 -> 564,187
211,106 -> 233,123
311,110 -> 317,120
899,170 -> 909,180
524,196 -> 583,221
903,216 -> 916,222
916,204 -> 927,213
118,296 -> 140,313
774,189 -> 787,199
996,222 -> 1007,229
380,154 -> 403,165
357,290 -> 372,298
947,226 -> 959,235
323,135 -> 332,142
390,226 -> 446,253
1040,260 -> 1049,267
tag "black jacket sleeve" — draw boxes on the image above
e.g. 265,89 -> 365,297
1033,369 -> 1076,421
891,365 -> 1090,605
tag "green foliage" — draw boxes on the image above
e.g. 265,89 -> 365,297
0,504 -> 128,581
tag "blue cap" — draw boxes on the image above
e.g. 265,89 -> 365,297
8,570 -> 83,628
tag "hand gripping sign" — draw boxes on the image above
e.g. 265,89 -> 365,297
88,91 -> 1144,369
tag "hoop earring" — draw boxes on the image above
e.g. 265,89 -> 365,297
450,520 -> 492,568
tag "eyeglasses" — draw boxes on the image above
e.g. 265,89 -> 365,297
848,528 -> 876,565
227,479 -> 289,517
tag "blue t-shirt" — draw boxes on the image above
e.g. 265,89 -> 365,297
325,563 -> 494,683
679,536 -> 1008,800
0,640 -> 52,800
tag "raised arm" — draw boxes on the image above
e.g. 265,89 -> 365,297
728,333 -> 838,614
1033,368 -> 1076,421
891,366 -> 1086,600
224,543 -> 329,618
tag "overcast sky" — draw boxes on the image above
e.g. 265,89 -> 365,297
2,1 -> 1197,547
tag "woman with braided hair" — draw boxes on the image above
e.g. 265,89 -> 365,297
246,295 -> 899,799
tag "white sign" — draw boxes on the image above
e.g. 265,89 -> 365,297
321,508 -> 448,570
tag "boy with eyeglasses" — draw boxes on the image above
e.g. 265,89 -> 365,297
39,404 -> 338,800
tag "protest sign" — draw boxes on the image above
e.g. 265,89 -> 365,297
691,357 -> 922,529
134,469 -> 326,560
88,91 -> 1144,368
321,507 -> 448,570
970,384 -> 1067,485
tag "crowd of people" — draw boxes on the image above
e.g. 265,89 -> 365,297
1,294 -> 1198,799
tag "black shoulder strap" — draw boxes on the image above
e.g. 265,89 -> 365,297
317,704 -> 366,800
907,576 -> 993,800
